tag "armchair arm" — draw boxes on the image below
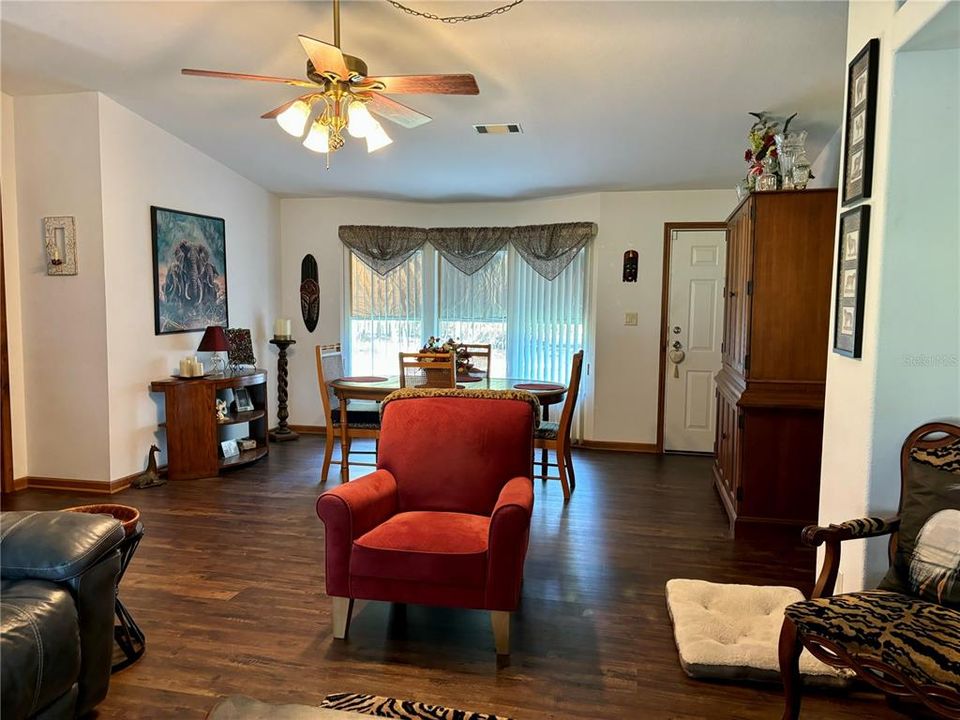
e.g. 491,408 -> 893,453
0,511 -> 124,582
0,511 -> 124,713
802,516 -> 900,599
316,470 -> 399,596
802,516 -> 900,546
485,477 -> 534,611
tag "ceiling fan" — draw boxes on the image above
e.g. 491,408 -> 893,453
181,0 -> 479,160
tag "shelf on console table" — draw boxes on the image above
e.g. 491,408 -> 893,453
150,369 -> 269,481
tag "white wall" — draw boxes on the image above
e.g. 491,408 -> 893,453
5,91 -> 280,484
809,128 -> 842,189
98,95 -> 281,479
12,92 -> 112,480
818,0 -> 960,591
1,93 -> 28,479
280,190 -> 736,443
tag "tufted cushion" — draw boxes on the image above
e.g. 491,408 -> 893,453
534,421 -> 559,440
785,590 -> 960,692
665,579 -> 848,684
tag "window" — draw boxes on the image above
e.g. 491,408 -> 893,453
349,251 -> 423,376
438,250 -> 508,376
347,246 -> 587,382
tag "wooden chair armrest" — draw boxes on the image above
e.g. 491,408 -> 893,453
802,516 -> 900,547
803,517 -> 900,599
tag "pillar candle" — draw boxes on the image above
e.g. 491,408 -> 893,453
274,318 -> 291,337
179,358 -> 190,377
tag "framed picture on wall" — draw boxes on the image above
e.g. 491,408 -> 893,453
842,38 -> 879,205
833,206 -> 870,358
151,206 -> 228,334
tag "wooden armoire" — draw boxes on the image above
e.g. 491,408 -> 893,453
714,189 -> 837,540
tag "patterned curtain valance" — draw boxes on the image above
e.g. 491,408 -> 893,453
339,222 -> 597,280
339,225 -> 428,276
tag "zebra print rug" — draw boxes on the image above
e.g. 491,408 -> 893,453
320,693 -> 511,720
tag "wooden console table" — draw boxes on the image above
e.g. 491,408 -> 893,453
150,370 -> 269,480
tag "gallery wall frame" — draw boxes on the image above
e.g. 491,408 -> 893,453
842,38 -> 880,206
833,205 -> 870,358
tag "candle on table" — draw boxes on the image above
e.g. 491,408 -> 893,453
274,318 -> 292,338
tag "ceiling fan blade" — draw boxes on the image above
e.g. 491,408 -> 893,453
181,68 -> 316,88
368,74 -> 479,95
260,94 -> 315,119
366,93 -> 432,129
298,34 -> 350,78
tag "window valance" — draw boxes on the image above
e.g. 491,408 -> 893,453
339,221 -> 597,281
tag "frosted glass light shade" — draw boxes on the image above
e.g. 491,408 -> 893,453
276,100 -> 311,137
347,101 -> 375,138
302,121 -> 330,153
365,121 -> 393,153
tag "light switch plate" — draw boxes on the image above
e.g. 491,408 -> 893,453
624,312 -> 638,326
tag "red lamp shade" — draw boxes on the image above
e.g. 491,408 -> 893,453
197,325 -> 229,352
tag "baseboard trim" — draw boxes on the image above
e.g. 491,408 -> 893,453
288,424 -> 327,435
577,440 -> 658,454
15,474 -> 134,494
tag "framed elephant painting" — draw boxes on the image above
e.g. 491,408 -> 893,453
151,206 -> 228,334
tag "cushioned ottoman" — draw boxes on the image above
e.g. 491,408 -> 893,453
665,579 -> 850,684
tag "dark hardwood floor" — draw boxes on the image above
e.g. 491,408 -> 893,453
2,438 -> 904,719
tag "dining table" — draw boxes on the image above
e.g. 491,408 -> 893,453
328,375 -> 567,475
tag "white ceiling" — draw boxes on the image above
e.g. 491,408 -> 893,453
1,1 -> 848,200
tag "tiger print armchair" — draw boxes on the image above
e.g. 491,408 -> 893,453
779,422 -> 960,720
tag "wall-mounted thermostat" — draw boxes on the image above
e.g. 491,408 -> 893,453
622,250 -> 638,282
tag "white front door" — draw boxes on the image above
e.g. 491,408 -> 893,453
664,229 -> 727,453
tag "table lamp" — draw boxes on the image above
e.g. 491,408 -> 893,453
197,325 -> 229,376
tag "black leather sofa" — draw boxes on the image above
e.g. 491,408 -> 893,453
1,511 -> 125,719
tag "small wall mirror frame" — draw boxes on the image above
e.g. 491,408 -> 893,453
43,216 -> 78,275
622,249 -> 638,282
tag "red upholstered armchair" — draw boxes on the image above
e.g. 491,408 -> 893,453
316,388 -> 538,655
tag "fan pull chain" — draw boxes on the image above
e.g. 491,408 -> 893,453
385,0 -> 525,24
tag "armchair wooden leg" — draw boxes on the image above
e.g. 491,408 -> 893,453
490,611 -> 510,655
332,596 -> 354,640
321,432 -> 335,482
779,617 -> 803,720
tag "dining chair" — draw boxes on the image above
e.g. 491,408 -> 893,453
533,350 -> 584,501
462,344 -> 492,375
398,352 -> 457,389
315,343 -> 381,481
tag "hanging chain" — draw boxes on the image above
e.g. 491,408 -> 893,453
385,0 -> 525,24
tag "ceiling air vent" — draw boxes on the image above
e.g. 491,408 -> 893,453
474,123 -> 523,135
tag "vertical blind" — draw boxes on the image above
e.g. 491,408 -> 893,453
349,250 -> 423,376
438,250 -> 508,376
348,246 -> 587,384
506,247 -> 587,384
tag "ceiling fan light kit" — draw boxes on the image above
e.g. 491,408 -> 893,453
181,0 -> 484,168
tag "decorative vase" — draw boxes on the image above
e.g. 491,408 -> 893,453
756,157 -> 778,192
775,131 -> 808,191
792,163 -> 812,190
